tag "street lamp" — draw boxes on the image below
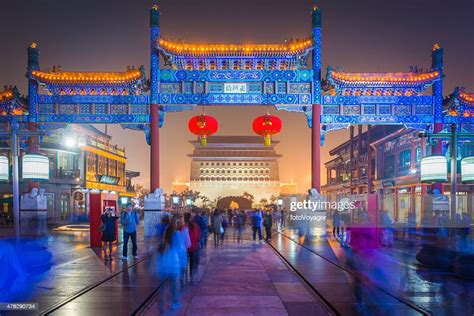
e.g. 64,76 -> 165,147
64,137 -> 77,148
172,195 -> 180,205
420,156 -> 448,183
22,154 -> 50,180
171,194 -> 180,212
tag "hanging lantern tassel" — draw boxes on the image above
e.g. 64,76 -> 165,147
188,114 -> 218,147
264,135 -> 271,146
200,135 -> 208,146
253,114 -> 282,147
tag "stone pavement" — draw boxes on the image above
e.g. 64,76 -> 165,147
142,238 -> 330,316
0,226 -> 156,314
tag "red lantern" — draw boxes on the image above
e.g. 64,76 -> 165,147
188,114 -> 218,146
252,114 -> 282,146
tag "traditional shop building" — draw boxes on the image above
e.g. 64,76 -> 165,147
321,125 -> 400,199
0,124 -> 137,225
372,128 -> 473,224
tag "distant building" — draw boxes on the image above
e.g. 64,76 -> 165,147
0,125 -> 137,225
171,181 -> 190,194
188,136 -> 281,205
280,182 -> 298,195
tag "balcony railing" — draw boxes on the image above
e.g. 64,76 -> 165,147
52,169 -> 80,180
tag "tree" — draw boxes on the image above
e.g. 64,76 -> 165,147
259,198 -> 268,205
269,195 -> 277,204
242,191 -> 255,204
134,184 -> 150,199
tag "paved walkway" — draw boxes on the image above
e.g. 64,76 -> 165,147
0,226 -> 156,314
142,238 -> 329,315
276,228 -> 474,315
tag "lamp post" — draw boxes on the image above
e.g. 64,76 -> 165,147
419,124 -> 474,223
277,198 -> 283,209
171,194 -> 180,213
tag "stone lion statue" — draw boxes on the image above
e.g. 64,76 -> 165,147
308,188 -> 320,198
29,187 -> 39,198
144,188 -> 165,210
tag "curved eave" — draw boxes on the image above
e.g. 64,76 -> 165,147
157,39 -> 313,59
328,71 -> 441,88
459,92 -> 474,106
30,69 -> 145,86
0,89 -> 15,105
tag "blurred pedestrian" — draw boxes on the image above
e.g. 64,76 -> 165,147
156,213 -> 171,245
280,209 -> 286,228
221,214 -> 228,245
177,216 -> 190,287
407,211 -> 416,237
380,210 -> 393,247
332,209 -> 341,237
212,209 -> 223,248
251,209 -> 263,241
185,213 -> 201,284
194,209 -> 208,248
101,207 -> 118,261
156,216 -> 185,311
264,210 -> 273,240
235,210 -> 246,243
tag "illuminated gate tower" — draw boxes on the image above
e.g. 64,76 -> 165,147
2,5 -> 473,240
188,136 -> 282,203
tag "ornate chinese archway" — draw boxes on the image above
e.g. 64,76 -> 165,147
1,4 -> 472,197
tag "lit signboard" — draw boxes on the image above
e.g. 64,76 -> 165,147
224,83 -> 247,93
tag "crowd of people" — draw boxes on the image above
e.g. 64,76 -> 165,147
153,207 -> 286,310
99,205 -> 287,310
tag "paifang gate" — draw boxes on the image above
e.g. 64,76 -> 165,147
2,4 -> 473,197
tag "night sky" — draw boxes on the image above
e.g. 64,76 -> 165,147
1,0 -> 473,192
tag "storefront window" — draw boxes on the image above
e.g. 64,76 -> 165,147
108,159 -> 117,177
398,188 -> 411,222
415,146 -> 422,168
383,155 -> 395,178
97,156 -> 107,175
383,189 -> 395,220
60,194 -> 69,221
398,149 -> 411,175
86,153 -> 97,181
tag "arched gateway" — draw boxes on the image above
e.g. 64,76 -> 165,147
217,197 -> 252,210
2,5 -> 472,240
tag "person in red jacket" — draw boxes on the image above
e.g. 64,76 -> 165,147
184,213 -> 201,285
